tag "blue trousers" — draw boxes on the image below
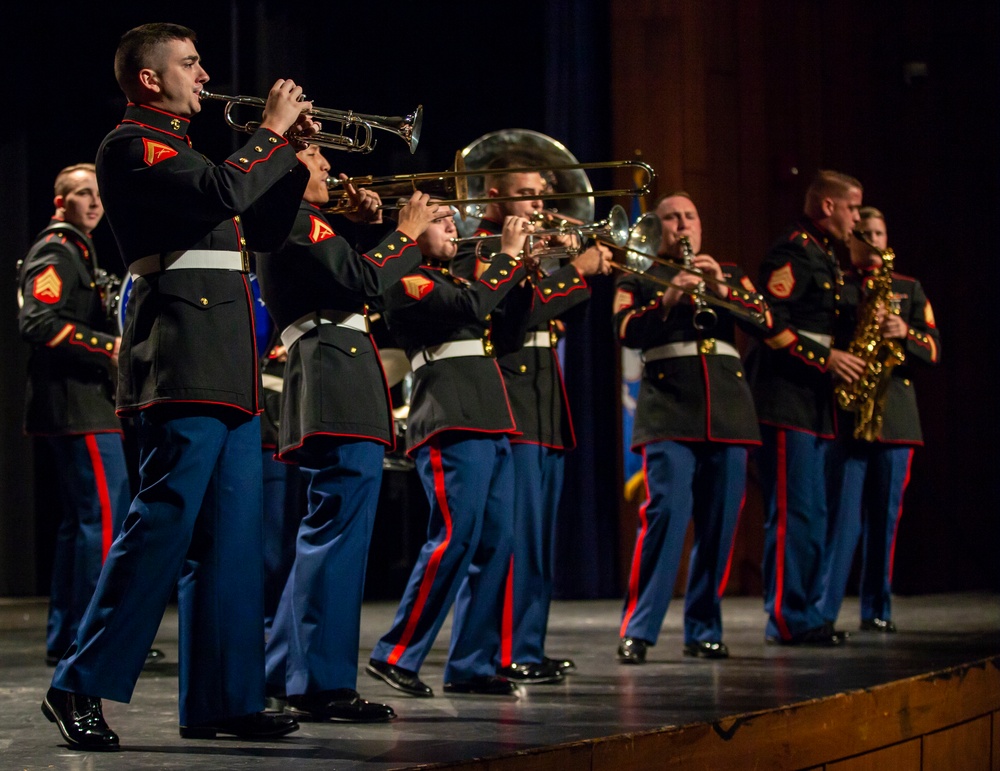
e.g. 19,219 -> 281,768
819,441 -> 914,623
502,443 -> 564,667
758,426 -> 830,640
53,411 -> 265,726
620,441 -> 747,645
44,433 -> 130,659
265,440 -> 383,696
261,450 -> 303,636
371,435 -> 513,683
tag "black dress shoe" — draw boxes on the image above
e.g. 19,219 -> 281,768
616,637 -> 648,664
543,655 -> 577,674
41,686 -> 119,751
179,711 -> 299,739
766,623 -> 848,646
443,675 -> 519,695
366,658 -> 434,698
860,617 -> 897,633
284,689 -> 396,723
683,640 -> 730,659
497,660 -> 565,684
144,648 -> 167,668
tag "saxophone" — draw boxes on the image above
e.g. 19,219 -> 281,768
834,233 -> 906,441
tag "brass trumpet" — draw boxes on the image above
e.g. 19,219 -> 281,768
450,204 -> 631,260
199,90 -> 422,154
322,158 -> 655,215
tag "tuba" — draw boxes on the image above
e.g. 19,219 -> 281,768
834,233 -> 906,441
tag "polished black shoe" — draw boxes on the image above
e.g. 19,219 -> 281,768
284,689 -> 396,723
766,623 -> 848,646
366,658 -> 433,698
683,640 -> 730,659
443,675 -> 519,696
860,617 -> 897,633
41,686 -> 120,751
543,655 -> 577,674
498,660 -> 565,684
616,636 -> 648,664
144,648 -> 167,668
179,711 -> 299,740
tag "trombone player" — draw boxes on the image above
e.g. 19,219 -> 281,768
454,157 -> 612,684
614,192 -> 771,664
818,206 -> 940,634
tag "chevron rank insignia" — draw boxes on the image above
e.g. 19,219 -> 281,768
402,275 -> 434,300
766,262 -> 795,299
308,215 -> 335,243
613,288 -> 634,314
142,138 -> 178,166
33,266 -> 62,303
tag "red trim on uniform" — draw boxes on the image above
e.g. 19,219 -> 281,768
118,398 -> 259,418
758,418 -> 834,441
620,449 -> 651,638
501,555 -> 515,667
241,275 -> 262,412
84,435 -> 115,561
773,429 -> 792,640
364,238 -> 418,268
388,443 -> 454,666
717,452 -> 748,597
700,354 -> 712,438
888,449 -> 914,582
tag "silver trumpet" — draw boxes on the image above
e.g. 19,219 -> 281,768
199,90 -> 422,154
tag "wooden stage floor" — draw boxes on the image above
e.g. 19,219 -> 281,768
2,592 -> 998,769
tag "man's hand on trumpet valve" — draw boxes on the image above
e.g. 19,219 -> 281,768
338,173 -> 383,224
659,270 -> 704,317
259,79 -> 318,148
395,191 -> 441,240
500,215 -> 533,259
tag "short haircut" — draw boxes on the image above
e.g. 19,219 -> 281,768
858,205 -> 885,222
485,154 -> 546,194
54,163 -> 96,198
114,22 -> 197,99
654,190 -> 693,207
804,169 -> 863,218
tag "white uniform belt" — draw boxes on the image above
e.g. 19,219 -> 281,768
128,250 -> 249,278
643,339 -> 740,361
798,330 -> 833,347
280,310 -> 369,350
522,330 -> 553,348
411,339 -> 487,370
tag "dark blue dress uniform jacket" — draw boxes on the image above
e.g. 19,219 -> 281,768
747,220 -> 846,437
834,268 -> 941,444
256,203 -> 423,460
96,104 -> 308,416
455,218 -> 589,449
614,260 -> 770,447
382,254 -> 531,455
18,221 -> 121,435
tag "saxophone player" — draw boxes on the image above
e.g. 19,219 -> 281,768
747,170 -> 867,646
818,207 -> 941,633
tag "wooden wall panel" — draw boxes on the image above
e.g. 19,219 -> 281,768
922,716 -> 993,771
826,739 -> 921,771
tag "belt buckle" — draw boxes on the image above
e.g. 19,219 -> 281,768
699,338 -> 717,355
240,250 -> 251,272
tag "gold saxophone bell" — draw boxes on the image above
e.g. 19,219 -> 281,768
199,90 -> 422,154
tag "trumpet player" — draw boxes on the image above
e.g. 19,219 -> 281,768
43,22 -> 318,749
818,207 -> 940,633
454,158 -> 612,684
366,205 -> 534,697
614,192 -> 770,664
256,145 -> 441,722
747,170 -> 866,647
